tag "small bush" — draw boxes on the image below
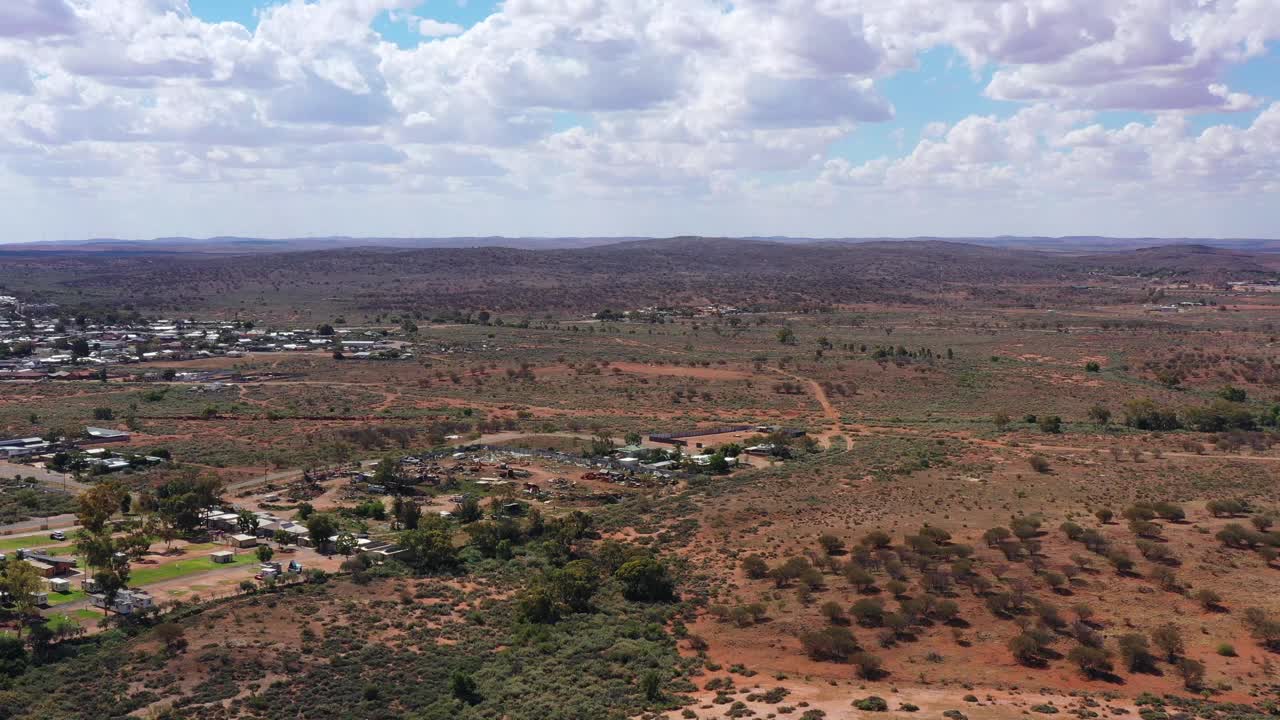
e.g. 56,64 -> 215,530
853,696 -> 888,712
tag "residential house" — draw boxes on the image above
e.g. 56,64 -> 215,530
90,589 -> 155,615
84,427 -> 131,444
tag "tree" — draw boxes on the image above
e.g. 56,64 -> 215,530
800,626 -> 859,662
456,496 -> 483,523
0,636 -> 27,678
1176,658 -> 1206,689
1038,415 -> 1063,434
1151,623 -> 1185,662
76,534 -> 130,616
1207,498 -> 1247,517
255,544 -> 274,563
1219,385 -> 1247,403
371,458 -> 399,493
983,526 -> 1012,547
1118,633 -> 1156,673
1009,631 -> 1050,667
817,533 -> 845,555
236,509 -> 260,534
396,499 -> 422,530
993,412 -> 1011,430
1067,644 -> 1114,677
742,554 -> 769,579
450,671 -> 480,705
154,622 -> 188,654
119,520 -> 155,559
400,517 -> 457,573
1123,399 -> 1181,430
518,584 -> 559,624
154,474 -> 223,534
777,327 -> 795,345
334,532 -> 357,555
640,669 -> 662,701
549,559 -> 600,613
844,563 -> 875,592
769,556 -> 812,587
77,481 -> 128,533
819,600 -> 848,625
1194,588 -> 1222,611
851,652 -> 884,679
860,530 -> 892,548
0,560 -> 42,639
851,598 -> 885,627
615,556 -> 675,602
305,513 -> 339,551
1087,404 -> 1111,426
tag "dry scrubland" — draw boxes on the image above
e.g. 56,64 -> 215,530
2,270 -> 1280,718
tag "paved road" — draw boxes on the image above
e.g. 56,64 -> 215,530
0,461 -> 85,535
0,513 -> 78,536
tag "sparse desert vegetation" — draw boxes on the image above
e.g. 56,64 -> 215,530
1,238 -> 1279,719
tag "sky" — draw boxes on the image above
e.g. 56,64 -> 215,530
0,0 -> 1278,241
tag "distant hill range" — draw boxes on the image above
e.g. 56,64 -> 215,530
2,235 -> 1278,255
0,236 -> 1276,316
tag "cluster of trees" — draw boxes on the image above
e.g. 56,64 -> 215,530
993,391 -> 1277,437
739,526 -> 986,673
1243,607 -> 1280,652
0,340 -> 36,359
798,626 -> 882,677
0,557 -> 45,640
1215,509 -> 1280,565
867,345 -> 951,362
1042,623 -> 1206,688
443,494 -> 677,619
970,512 -> 1222,684
74,483 -> 138,616
992,413 -> 1064,434
57,474 -> 223,616
1124,397 -> 1275,433
516,538 -> 675,624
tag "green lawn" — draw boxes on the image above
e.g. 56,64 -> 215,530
46,589 -> 86,606
40,552 -> 257,609
128,551 -> 257,586
0,535 -> 75,553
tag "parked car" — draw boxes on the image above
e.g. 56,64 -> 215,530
50,530 -> 67,541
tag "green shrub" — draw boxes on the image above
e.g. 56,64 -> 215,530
853,696 -> 888,711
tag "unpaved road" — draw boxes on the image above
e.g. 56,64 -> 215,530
0,460 -> 89,494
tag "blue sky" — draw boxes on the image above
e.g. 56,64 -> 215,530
189,0 -> 500,38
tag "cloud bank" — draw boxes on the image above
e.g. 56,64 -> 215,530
0,0 -> 1277,239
